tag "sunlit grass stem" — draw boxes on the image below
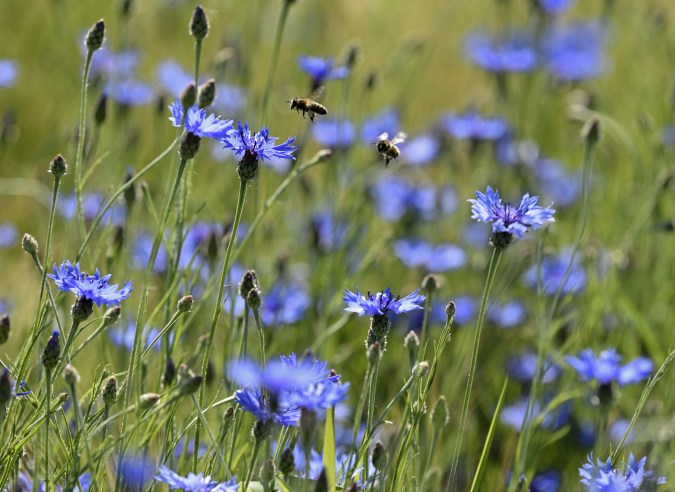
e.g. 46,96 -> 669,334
75,51 -> 93,244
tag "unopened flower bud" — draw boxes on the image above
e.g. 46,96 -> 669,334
22,234 -> 38,255
179,133 -> 201,160
49,154 -> 67,178
94,93 -> 107,126
247,289 -> 261,311
177,363 -> 190,384
180,83 -> 196,110
404,331 -> 419,351
344,39 -> 360,69
102,376 -> 117,406
445,301 -> 456,321
71,296 -> 94,323
413,361 -> 429,379
260,459 -> 276,484
371,441 -> 386,471
178,376 -> 202,396
189,5 -> 209,40
315,149 -> 332,162
52,392 -> 69,412
85,20 -> 106,51
367,342 -> 381,365
0,315 -> 10,345
422,274 -> 439,294
103,306 -> 121,327
252,418 -> 273,442
178,295 -> 193,313
582,117 -> 602,147
0,370 -> 11,406
123,167 -> 137,207
63,364 -> 80,386
279,447 -> 295,475
314,469 -> 328,492
163,358 -> 176,388
431,396 -> 449,430
42,330 -> 61,371
197,79 -> 216,109
239,270 -> 258,300
139,393 -> 160,410
223,406 -> 235,423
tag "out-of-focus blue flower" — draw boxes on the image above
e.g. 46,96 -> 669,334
505,353 -> 561,384
48,260 -> 132,307
442,111 -> 508,141
404,134 -> 441,166
234,386 -> 300,426
465,31 -> 537,73
488,300 -> 527,328
290,443 -> 324,479
662,125 -> 675,147
0,60 -> 18,88
228,355 -> 332,394
392,239 -> 467,272
169,100 -> 233,139
469,186 -> 555,239
311,118 -> 356,149
130,232 -> 169,273
0,222 -> 18,249
89,48 -> 139,79
58,192 -> 124,224
172,437 -> 208,459
155,466 -> 218,491
453,295 -> 477,325
104,80 -> 154,106
311,211 -> 348,252
370,176 -> 444,222
579,453 -> 666,491
343,287 -> 425,316
565,348 -> 653,386
119,455 -> 155,489
441,186 -> 459,215
16,472 -> 91,492
542,22 -> 607,81
523,247 -> 587,295
297,55 -> 349,86
284,380 -> 350,411
535,158 -> 582,208
221,122 -> 297,162
537,0 -> 575,15
608,419 -> 635,446
360,108 -> 400,145
261,281 -> 312,327
501,398 -> 570,432
495,136 -> 540,167
108,320 -> 162,352
530,471 -> 561,492
177,221 -> 222,271
12,378 -> 31,397
461,222 -> 490,249
213,83 -> 247,115
212,477 -> 240,492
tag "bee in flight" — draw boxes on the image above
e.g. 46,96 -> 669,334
285,86 -> 328,124
374,132 -> 407,167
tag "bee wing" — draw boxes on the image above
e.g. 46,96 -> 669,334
376,132 -> 389,141
307,86 -> 325,101
390,132 -> 407,145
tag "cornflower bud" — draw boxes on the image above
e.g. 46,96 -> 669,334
22,234 -> 38,255
63,364 -> 80,386
371,441 -> 386,471
139,393 -> 160,410
178,295 -> 193,313
42,330 -> 61,372
180,83 -> 197,110
260,460 -> 276,484
177,376 -> 202,396
239,270 -> 258,300
279,447 -> 295,475
431,396 -> 449,430
236,151 -> 259,181
403,331 -> 419,351
252,419 -> 273,442
0,315 -> 9,345
197,79 -> 216,109
0,371 -> 11,406
370,314 -> 390,338
52,393 -> 69,412
71,296 -> 94,323
413,361 -> 429,379
445,301 -> 456,321
102,376 -> 117,406
85,20 -> 106,51
123,167 -> 137,207
179,133 -> 201,160
103,306 -> 121,327
189,5 -> 209,40
163,358 -> 176,388
49,154 -> 67,178
247,289 -> 262,311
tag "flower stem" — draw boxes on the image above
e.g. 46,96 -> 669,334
252,309 -> 266,372
75,51 -> 94,244
448,247 -> 502,491
417,290 -> 434,365
69,384 -> 99,492
260,0 -> 291,125
195,177 -> 248,473
44,369 -> 51,490
363,359 -> 380,481
194,39 -> 202,87
244,439 -> 261,492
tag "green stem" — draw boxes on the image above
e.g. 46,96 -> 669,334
69,385 -> 98,492
253,309 -> 266,372
260,0 -> 291,125
44,369 -> 51,489
448,247 -> 502,490
71,321 -> 107,360
190,394 -> 231,477
238,306 -> 250,364
417,290 -> 434,364
195,177 -> 247,472
75,51 -> 94,243
54,319 -> 80,378
194,39 -> 202,87
244,439 -> 261,492
363,359 -> 379,481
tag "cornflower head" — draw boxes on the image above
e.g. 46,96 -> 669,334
283,379 -> 350,411
537,0 -> 575,16
523,246 -> 587,295
487,300 -> 527,329
0,222 -> 18,249
228,355 -> 333,393
404,133 -> 441,166
0,60 -> 18,88
465,31 -> 537,73
297,55 -> 349,89
220,122 -> 297,181
48,260 -> 133,307
441,111 -> 508,141
234,386 -> 300,426
392,239 -> 467,272
260,281 -> 312,327
169,99 -> 233,160
505,353 -> 561,384
579,454 -> 666,491
566,348 -> 653,387
541,21 -> 607,81
154,466 -> 218,491
360,107 -> 400,145
104,80 -> 154,107
311,118 -> 356,149
370,176 -> 456,223
279,353 -> 341,384
468,186 -> 555,248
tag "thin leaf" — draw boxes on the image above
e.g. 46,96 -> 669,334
323,406 -> 336,491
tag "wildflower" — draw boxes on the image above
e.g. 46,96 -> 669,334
535,158 -> 583,208
48,260 -> 133,307
537,0 -> 575,16
565,348 -> 653,386
284,381 -> 350,411
131,232 -> 169,273
360,107 -> 400,145
501,398 -> 570,432
370,176 -> 449,223
279,353 -> 340,384
522,247 -> 587,295
228,356 -> 328,393
0,222 -> 18,249
102,376 -> 117,406
234,387 -> 300,426
41,330 -> 61,372
88,47 -> 139,80
221,121 -> 297,162
260,281 -> 312,327
85,20 -> 106,52
297,55 -> 349,88
392,239 -> 467,272
311,118 -> 356,148
505,353 -> 561,384
487,300 -> 527,328
529,471 -> 561,492
168,99 -> 233,139
104,80 -> 154,106
108,320 -> 162,352
342,287 -> 425,317
608,419 -> 635,446
465,31 -> 537,73
154,466 -> 218,491
310,211 -> 349,252
468,186 -> 555,247
542,22 -> 607,81
403,133 -> 441,166
212,477 -> 239,492
119,455 -> 155,489
0,60 -> 18,88
290,443 -> 324,479
441,111 -> 508,141
578,453 -> 666,491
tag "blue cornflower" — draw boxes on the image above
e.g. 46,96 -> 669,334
234,386 -> 300,426
441,111 -> 508,141
211,477 -> 239,492
169,100 -> 233,139
58,191 -> 124,224
0,60 -> 18,88
297,55 -> 349,86
501,398 -> 570,432
530,471 -> 561,492
523,247 -> 587,295
155,466 -> 220,491
535,158 -> 583,208
608,419 -> 635,446
0,222 -> 18,249
290,444 -> 324,479
542,22 -> 607,81
392,239 -> 467,272
119,455 -> 155,489
342,287 -> 425,317
221,121 -> 297,162
311,118 -> 356,148
404,134 -> 441,166
469,186 -> 555,242
12,379 -> 31,397
279,352 -> 340,384
228,356 -> 328,393
495,136 -> 540,167
131,231 -> 169,273
488,300 -> 527,328
360,107 -> 400,145
453,295 -> 477,325
566,348 -> 653,386
579,453 -> 666,491
537,0 -> 575,16
310,211 -> 349,252
284,380 -> 350,411
48,260 -> 133,307
505,353 -> 561,384
261,281 -> 312,327
370,176 -> 442,222
465,31 -> 537,73
108,319 -> 162,352
104,80 -> 154,106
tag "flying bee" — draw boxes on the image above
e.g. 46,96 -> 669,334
285,86 -> 327,124
374,132 -> 407,167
